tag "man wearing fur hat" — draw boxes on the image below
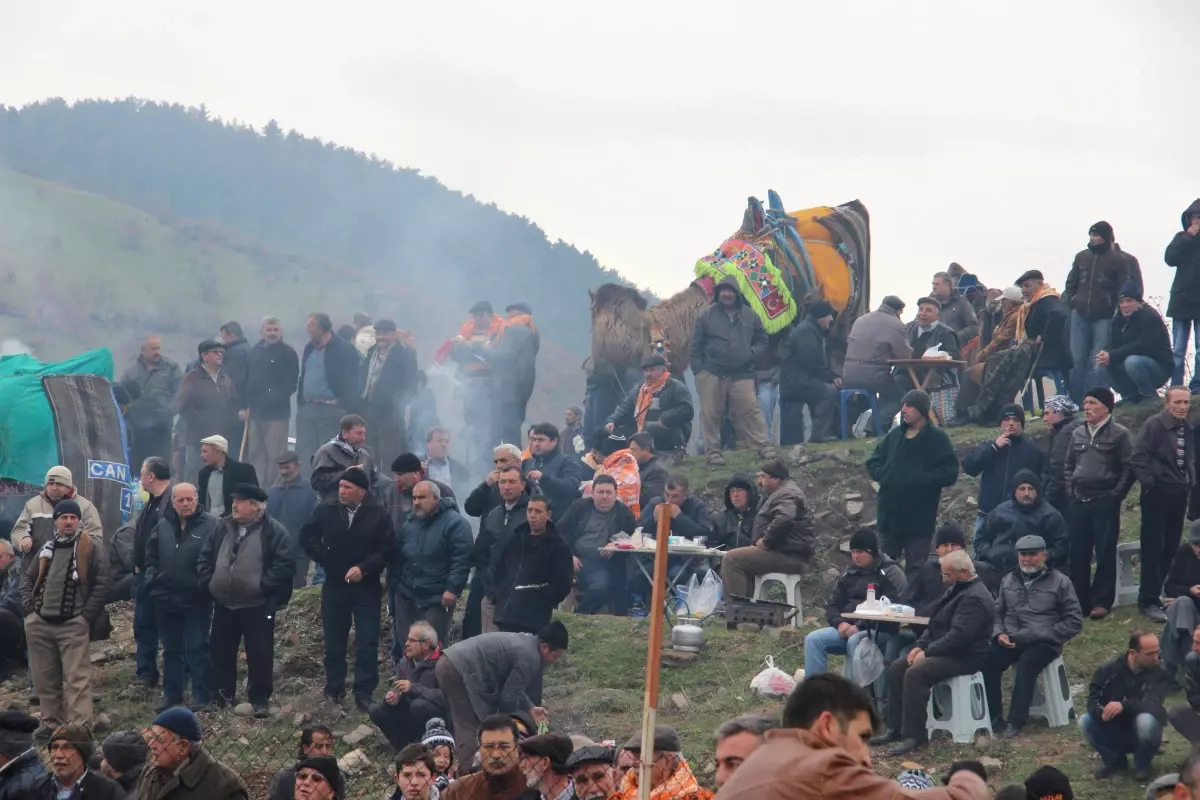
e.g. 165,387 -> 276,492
22,500 -> 110,734
198,483 -> 294,717
30,725 -> 122,799
10,466 -> 103,554
866,390 -> 960,579
0,710 -> 45,792
1064,221 -> 1143,402
778,300 -> 841,444
1065,387 -> 1135,618
1097,282 -> 1174,404
842,296 -> 913,432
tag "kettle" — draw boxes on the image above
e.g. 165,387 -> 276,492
670,624 -> 705,652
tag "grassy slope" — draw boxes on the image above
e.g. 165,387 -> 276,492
0,167 -> 582,426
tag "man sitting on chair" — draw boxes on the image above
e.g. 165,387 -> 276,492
872,549 -> 994,756
982,535 -> 1083,740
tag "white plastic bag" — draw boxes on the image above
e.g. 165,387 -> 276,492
848,636 -> 885,687
750,656 -> 797,698
685,569 -> 722,617
922,342 -> 951,360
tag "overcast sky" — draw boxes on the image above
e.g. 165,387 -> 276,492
6,0 -> 1199,309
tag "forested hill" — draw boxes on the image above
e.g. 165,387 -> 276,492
0,98 -> 635,355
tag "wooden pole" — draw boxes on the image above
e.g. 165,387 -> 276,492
238,410 -> 251,462
637,506 -> 673,800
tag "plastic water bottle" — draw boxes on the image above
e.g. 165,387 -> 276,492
865,583 -> 876,609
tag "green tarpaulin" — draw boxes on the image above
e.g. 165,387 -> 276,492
0,349 -> 115,485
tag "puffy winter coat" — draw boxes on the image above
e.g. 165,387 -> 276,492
976,473 -> 1069,574
1166,199 -> 1200,320
962,434 -> 1047,514
689,276 -> 769,380
993,567 -> 1082,648
388,498 -> 473,609
825,554 -> 907,627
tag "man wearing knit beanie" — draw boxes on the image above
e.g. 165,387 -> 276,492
1095,280 -> 1173,403
99,729 -> 148,795
142,707 -> 247,797
962,403 -> 1045,541
778,301 -> 841,444
11,465 -> 103,556
295,755 -> 343,799
1065,219 -> 1144,402
867,390 -> 959,580
46,724 -> 122,796
803,526 -> 905,677
841,296 -> 914,432
1065,387 -> 1134,618
719,459 -> 813,600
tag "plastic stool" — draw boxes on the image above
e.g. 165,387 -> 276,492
1029,656 -> 1076,728
839,389 -> 883,440
926,672 -> 992,744
753,573 -> 803,628
1115,541 -> 1140,607
1022,370 -> 1067,415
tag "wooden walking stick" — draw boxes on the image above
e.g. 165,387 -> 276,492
238,409 -> 251,462
637,505 -> 673,800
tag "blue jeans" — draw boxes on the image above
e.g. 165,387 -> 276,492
804,626 -> 883,677
313,564 -> 326,586
134,574 -> 160,685
1079,712 -> 1162,771
972,513 -> 987,554
1173,318 -> 1200,390
1070,311 -> 1111,403
757,382 -> 779,444
1110,355 -> 1169,402
157,603 -> 212,705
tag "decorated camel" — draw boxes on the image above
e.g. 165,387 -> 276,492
589,193 -> 872,381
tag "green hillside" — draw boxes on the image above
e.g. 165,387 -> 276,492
0,167 -> 582,427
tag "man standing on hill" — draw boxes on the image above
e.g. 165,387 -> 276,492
177,340 -> 240,482
866,390 -> 960,578
361,319 -> 418,464
445,301 -> 505,472
1131,386 -> 1195,623
196,435 -> 259,519
219,321 -> 252,446
961,404 -> 1046,541
297,312 -> 362,478
243,316 -> 299,486
310,415 -> 379,505
689,277 -> 776,467
1066,387 -> 1135,619
122,335 -> 182,467
841,296 -> 913,432
1166,201 -> 1200,391
492,303 -> 540,448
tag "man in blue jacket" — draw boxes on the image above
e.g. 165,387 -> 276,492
266,452 -> 320,589
975,470 -> 1069,592
962,404 -> 1046,544
521,424 -> 583,518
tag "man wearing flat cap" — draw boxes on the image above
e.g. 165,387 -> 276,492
901,296 -> 961,395
842,296 -> 913,432
267,451 -> 321,589
1016,269 -> 1070,379
301,467 -> 394,712
605,355 -> 693,453
566,745 -> 616,800
361,319 -> 418,465
983,534 -> 1083,739
778,300 -> 841,444
177,339 -> 240,482
520,732 -> 574,800
618,725 -> 710,800
196,433 -> 260,519
199,482 -> 294,717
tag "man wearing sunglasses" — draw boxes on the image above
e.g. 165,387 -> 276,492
293,756 -> 342,800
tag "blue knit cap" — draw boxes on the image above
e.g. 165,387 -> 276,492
151,707 -> 202,742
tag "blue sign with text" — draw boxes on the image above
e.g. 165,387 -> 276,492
87,460 -> 130,485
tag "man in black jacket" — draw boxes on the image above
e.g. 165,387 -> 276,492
389,482 -> 472,663
361,319 -> 418,465
778,301 -> 840,444
1016,270 -> 1070,375
689,276 -> 776,467
628,433 -> 668,511
1161,528 -> 1200,677
196,434 -> 259,519
1168,625 -> 1200,744
1132,387 -> 1197,623
605,356 -> 694,453
709,473 -> 758,553
557,476 -> 637,614
492,496 -> 574,637
901,298 -> 961,393
144,483 -> 217,713
463,444 -> 524,521
1080,631 -> 1169,781
197,483 -> 294,717
975,470 -> 1069,590
962,405 -> 1047,543
491,304 -> 540,448
463,454 -> 527,640
219,322 -> 252,448
1167,201 -> 1200,391
638,476 -> 712,543
132,457 -> 175,690
1098,282 -> 1173,404
301,468 -> 393,711
297,312 -> 362,478
1040,396 -> 1084,514
368,621 -> 449,752
242,316 -> 299,486
521,424 -> 583,518
874,550 -> 995,756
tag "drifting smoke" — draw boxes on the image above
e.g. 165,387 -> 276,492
0,339 -> 32,357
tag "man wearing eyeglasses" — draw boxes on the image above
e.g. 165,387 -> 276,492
138,707 -> 247,799
443,715 -> 539,800
369,622 -> 448,752
616,725 -> 711,800
565,745 -> 617,800
293,756 -> 342,800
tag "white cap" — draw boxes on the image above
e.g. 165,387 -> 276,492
1001,285 -> 1023,302
200,435 -> 229,453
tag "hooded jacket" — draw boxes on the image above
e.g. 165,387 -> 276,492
1167,199 -> 1200,320
915,576 -> 995,667
825,553 -> 907,627
962,432 -> 1047,514
1065,241 -> 1141,320
976,470 -> 1069,573
387,497 -> 473,608
145,507 -> 219,609
709,473 -> 759,551
1132,408 -> 1197,497
842,306 -> 913,388
492,520 -> 574,632
1043,415 -> 1085,511
866,418 -> 960,537
779,316 -> 837,394
994,567 -> 1082,649
689,275 -> 769,380
1066,416 -> 1135,501
752,479 -> 814,558
1107,303 -> 1174,376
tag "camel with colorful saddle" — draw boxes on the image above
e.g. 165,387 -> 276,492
589,192 -> 872,378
